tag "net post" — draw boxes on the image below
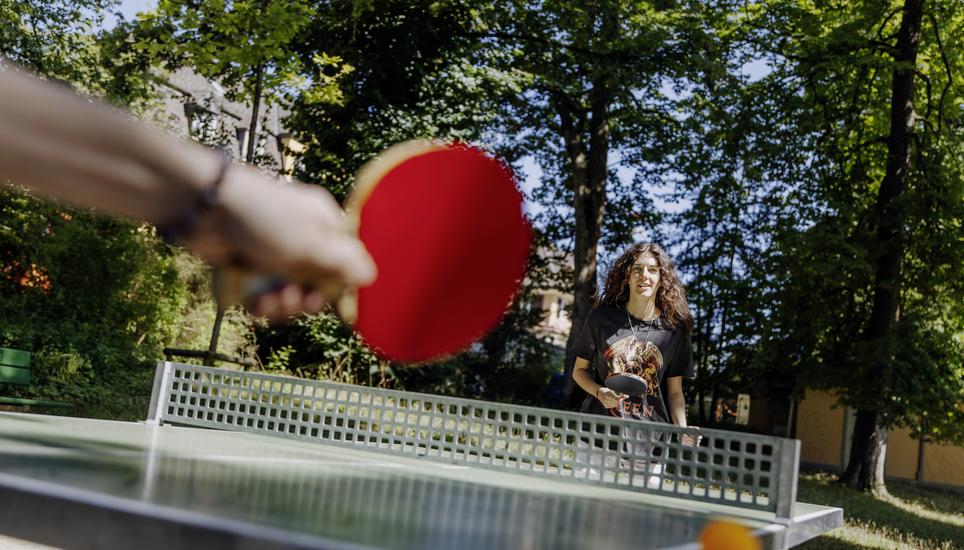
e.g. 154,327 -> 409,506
775,438 -> 801,519
145,361 -> 174,425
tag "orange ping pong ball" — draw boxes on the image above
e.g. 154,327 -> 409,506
699,520 -> 761,550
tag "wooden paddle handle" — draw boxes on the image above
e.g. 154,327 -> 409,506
214,268 -> 357,323
214,268 -> 283,306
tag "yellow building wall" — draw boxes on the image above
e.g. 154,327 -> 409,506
796,390 -> 844,467
884,426 -> 917,480
795,391 -> 964,489
924,441 -> 964,487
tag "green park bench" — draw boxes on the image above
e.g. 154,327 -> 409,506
0,347 -> 73,411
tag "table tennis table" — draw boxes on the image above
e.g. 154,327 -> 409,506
0,361 -> 842,549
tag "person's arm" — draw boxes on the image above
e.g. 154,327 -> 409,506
0,64 -> 375,319
0,64 -> 215,223
666,376 -> 688,427
572,357 -> 624,409
667,375 -> 699,446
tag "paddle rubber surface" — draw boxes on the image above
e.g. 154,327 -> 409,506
354,145 -> 531,362
606,374 -> 648,396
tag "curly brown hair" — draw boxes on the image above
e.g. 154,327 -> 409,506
598,243 -> 694,333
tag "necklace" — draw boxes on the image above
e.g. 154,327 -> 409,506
626,308 -> 655,345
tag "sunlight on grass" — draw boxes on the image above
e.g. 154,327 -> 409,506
881,490 -> 964,529
816,522 -> 958,550
827,522 -> 932,550
796,472 -> 964,550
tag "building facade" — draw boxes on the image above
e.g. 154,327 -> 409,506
152,68 -> 302,177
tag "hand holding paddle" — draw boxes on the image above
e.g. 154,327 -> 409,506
596,386 -> 626,409
220,140 -> 532,364
189,164 -> 377,315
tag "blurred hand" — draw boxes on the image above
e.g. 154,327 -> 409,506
680,427 -> 702,447
596,387 -> 627,409
185,164 -> 376,320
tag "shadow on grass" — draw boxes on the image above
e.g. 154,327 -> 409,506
797,472 -> 963,549
797,538 -> 868,550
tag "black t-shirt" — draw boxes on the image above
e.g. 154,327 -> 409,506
571,303 -> 694,424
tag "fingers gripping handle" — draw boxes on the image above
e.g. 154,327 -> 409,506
215,269 -> 357,323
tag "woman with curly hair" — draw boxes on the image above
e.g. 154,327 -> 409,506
570,243 -> 697,441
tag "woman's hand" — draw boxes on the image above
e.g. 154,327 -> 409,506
680,427 -> 702,447
596,387 -> 627,409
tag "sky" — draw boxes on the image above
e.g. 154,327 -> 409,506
104,0 -> 155,29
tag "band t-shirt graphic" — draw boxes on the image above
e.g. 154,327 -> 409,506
571,304 -> 694,423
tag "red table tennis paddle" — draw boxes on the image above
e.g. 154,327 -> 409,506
343,140 -> 531,362
224,140 -> 531,364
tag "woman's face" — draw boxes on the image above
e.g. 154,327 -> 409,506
628,252 -> 660,300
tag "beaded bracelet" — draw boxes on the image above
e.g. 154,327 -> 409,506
157,149 -> 233,245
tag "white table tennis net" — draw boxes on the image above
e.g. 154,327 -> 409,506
147,361 -> 799,518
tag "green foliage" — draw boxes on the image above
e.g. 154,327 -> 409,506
25,349 -> 154,420
406,240 -> 563,405
285,0 -> 509,199
0,0 -> 206,419
164,253 -> 257,362
391,242 -> 562,406
586,0 -> 964,455
888,308 -> 964,443
128,0 -> 338,164
0,190 -> 184,417
395,320 -> 559,406
0,0 -> 114,84
758,0 -> 964,445
392,346 -> 557,406
264,344 -> 296,371
255,237 -> 560,405
134,0 -> 315,101
257,312 -> 385,385
266,0 -> 559,404
1,0 -> 159,107
488,0 -> 680,243
4,0 -> 963,438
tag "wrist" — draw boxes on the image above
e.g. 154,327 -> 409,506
155,149 -> 233,244
136,132 -> 227,224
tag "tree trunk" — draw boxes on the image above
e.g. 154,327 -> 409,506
205,302 -> 225,366
915,417 -> 926,483
841,409 -> 889,496
559,10 -> 615,408
842,0 -> 922,493
710,386 -> 719,423
695,226 -> 706,423
245,61 -> 266,164
559,87 -> 609,407
208,59 -> 265,366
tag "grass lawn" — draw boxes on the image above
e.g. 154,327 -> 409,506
796,472 -> 964,549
